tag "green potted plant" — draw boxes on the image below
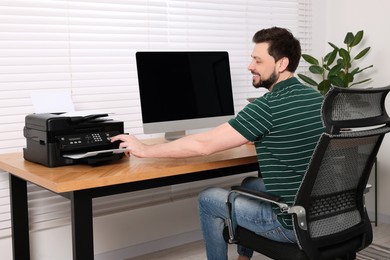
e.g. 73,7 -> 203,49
298,30 -> 373,95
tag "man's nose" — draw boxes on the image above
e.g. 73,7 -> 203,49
248,61 -> 255,71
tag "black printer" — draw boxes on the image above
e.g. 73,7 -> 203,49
23,113 -> 125,167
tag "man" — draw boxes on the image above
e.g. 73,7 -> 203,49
111,27 -> 324,260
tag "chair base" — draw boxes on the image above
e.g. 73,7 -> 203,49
223,226 -> 369,260
223,226 -> 308,260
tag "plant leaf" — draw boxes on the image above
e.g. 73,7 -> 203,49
309,65 -> 323,74
329,76 -> 346,88
318,80 -> 332,95
324,51 -> 332,63
350,78 -> 371,87
354,47 -> 371,60
298,74 -> 318,86
356,64 -> 374,73
350,67 -> 360,75
326,49 -> 338,66
351,30 -> 364,47
328,42 -> 339,50
344,32 -> 354,46
328,63 -> 343,77
301,54 -> 319,65
339,48 -> 351,65
344,72 -> 354,85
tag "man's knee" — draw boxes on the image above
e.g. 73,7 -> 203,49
241,176 -> 260,187
198,187 -> 226,203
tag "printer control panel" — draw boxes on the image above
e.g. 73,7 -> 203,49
57,131 -> 120,150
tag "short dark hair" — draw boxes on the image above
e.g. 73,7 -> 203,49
252,27 -> 301,72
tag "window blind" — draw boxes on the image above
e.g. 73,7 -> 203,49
0,0 -> 312,238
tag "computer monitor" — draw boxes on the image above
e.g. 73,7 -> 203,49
136,51 -> 235,140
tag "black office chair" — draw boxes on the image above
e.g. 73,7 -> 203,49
224,86 -> 390,260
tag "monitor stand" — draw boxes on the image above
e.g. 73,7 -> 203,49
165,130 -> 186,141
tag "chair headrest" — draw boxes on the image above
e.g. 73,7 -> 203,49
322,86 -> 390,133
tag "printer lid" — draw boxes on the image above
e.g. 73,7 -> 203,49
25,113 -> 111,131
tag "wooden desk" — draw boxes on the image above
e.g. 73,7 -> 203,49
0,141 -> 258,260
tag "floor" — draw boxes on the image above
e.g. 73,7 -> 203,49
126,239 -> 268,260
126,223 -> 390,260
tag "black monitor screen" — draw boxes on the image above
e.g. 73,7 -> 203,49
136,51 -> 235,127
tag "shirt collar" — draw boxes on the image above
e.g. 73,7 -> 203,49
271,77 -> 300,92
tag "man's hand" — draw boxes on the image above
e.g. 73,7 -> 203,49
110,134 -> 146,158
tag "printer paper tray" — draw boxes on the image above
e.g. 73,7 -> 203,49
63,148 -> 126,159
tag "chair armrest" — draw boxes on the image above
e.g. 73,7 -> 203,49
224,186 -> 308,243
229,186 -> 287,209
229,186 -> 307,230
231,185 -> 283,201
225,186 -> 293,243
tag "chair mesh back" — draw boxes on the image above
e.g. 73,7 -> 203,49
330,92 -> 383,121
292,87 -> 390,257
307,134 -> 379,238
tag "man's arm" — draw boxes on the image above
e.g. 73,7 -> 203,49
110,122 -> 249,158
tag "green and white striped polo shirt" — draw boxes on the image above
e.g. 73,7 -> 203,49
228,77 -> 325,229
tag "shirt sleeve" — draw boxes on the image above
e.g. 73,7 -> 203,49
228,96 -> 273,142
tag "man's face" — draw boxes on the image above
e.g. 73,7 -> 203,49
248,43 -> 278,90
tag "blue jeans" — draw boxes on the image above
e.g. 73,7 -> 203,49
198,177 -> 296,260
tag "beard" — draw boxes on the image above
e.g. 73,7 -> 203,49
252,71 -> 278,90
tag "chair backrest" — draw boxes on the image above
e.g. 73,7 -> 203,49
292,86 -> 390,259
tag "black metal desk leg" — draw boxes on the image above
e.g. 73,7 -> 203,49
70,191 -> 94,260
9,174 -> 30,260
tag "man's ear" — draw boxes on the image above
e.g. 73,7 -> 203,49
277,57 -> 289,72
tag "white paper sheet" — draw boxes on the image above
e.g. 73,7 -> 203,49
31,89 -> 75,113
63,148 -> 126,159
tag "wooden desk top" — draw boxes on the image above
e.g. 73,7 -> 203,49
0,140 -> 257,193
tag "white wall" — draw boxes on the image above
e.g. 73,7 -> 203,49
33,198 -> 202,260
325,0 -> 390,223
